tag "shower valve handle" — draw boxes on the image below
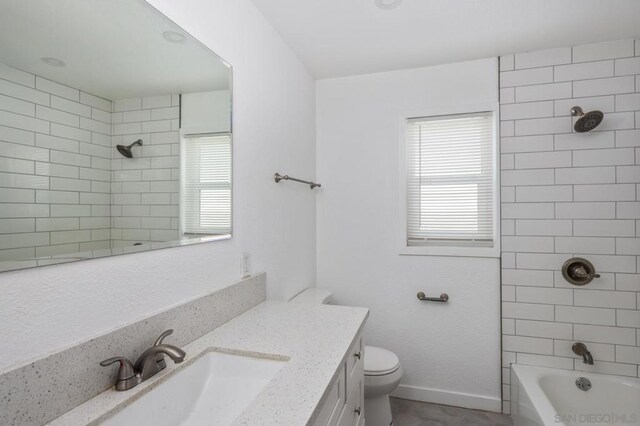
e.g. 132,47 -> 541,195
572,265 -> 600,280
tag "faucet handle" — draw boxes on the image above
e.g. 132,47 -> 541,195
100,357 -> 136,380
154,329 -> 174,346
153,329 -> 174,370
100,357 -> 140,391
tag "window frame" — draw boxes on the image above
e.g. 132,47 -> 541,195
179,131 -> 233,239
398,103 -> 500,258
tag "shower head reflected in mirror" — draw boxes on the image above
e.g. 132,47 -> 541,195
570,106 -> 603,133
116,139 -> 143,158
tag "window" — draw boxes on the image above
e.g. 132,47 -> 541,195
406,112 -> 495,248
182,133 -> 231,236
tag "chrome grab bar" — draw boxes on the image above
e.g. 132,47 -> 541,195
417,292 -> 449,302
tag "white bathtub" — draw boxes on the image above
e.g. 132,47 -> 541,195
510,364 -> 640,426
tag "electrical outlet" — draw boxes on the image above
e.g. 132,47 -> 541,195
241,252 -> 251,278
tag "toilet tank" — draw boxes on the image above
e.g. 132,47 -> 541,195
289,288 -> 333,305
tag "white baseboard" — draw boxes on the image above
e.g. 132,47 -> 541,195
391,384 -> 502,413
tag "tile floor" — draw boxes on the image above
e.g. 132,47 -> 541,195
390,397 -> 513,426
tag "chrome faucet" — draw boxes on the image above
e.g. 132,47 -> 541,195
572,342 -> 594,365
100,329 -> 186,391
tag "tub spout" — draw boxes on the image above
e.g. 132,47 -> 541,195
572,342 -> 594,365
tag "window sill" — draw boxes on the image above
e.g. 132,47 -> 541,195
400,245 -> 500,259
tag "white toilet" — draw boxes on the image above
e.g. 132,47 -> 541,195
363,346 -> 403,426
290,288 -> 403,426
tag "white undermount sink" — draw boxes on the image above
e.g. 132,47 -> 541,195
100,351 -> 287,426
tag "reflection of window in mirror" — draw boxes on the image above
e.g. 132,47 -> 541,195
181,133 -> 231,236
180,88 -> 232,238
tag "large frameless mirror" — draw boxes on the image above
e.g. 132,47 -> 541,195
0,0 -> 232,272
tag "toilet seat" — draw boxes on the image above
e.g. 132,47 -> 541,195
364,346 -> 400,376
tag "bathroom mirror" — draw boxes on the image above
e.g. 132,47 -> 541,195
0,0 -> 232,272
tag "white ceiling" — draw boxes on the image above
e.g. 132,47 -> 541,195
0,0 -> 230,100
250,0 -> 640,79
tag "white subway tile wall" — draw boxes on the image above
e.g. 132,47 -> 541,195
0,66 -> 112,264
500,38 -> 640,414
0,64 -> 180,265
110,95 -> 180,248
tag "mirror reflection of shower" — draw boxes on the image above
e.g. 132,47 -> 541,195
570,106 -> 603,133
117,139 -> 143,158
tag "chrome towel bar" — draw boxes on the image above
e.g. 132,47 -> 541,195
417,292 -> 449,302
274,172 -> 321,189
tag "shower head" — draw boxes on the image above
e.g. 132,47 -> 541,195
571,106 -> 603,133
116,139 -> 143,158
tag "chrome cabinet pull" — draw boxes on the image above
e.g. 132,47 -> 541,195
417,292 -> 449,302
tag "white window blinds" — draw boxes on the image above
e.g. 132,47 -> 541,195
407,112 -> 494,247
182,133 -> 231,235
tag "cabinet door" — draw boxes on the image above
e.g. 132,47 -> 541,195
356,410 -> 365,426
355,377 -> 364,426
313,366 -> 345,426
337,378 -> 362,426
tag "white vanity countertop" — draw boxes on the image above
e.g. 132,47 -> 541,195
48,301 -> 369,426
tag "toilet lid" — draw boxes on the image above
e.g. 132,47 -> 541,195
364,346 -> 400,376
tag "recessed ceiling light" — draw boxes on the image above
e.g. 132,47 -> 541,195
41,57 -> 66,67
375,0 -> 403,9
162,31 -> 187,44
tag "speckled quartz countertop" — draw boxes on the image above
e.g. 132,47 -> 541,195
48,301 -> 369,426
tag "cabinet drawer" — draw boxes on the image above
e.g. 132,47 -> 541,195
346,335 -> 363,376
337,377 -> 363,426
313,366 -> 345,426
345,335 -> 363,401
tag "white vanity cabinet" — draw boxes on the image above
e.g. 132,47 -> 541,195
313,333 -> 364,426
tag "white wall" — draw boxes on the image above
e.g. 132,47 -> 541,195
316,58 -> 502,411
181,90 -> 231,134
499,38 -> 640,414
0,0 -> 316,372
